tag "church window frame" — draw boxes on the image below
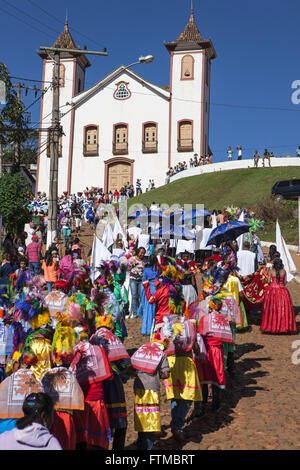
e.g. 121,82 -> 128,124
181,55 -> 194,81
142,122 -> 158,153
177,119 -> 194,152
113,123 -> 128,155
83,125 -> 99,156
113,81 -> 131,100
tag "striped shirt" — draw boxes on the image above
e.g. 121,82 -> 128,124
25,242 -> 41,263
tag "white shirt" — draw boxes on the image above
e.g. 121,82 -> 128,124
237,250 -> 256,276
198,227 -> 213,250
127,226 -> 142,240
137,234 -> 150,255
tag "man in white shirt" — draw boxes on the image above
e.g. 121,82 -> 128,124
237,241 -> 256,276
195,220 -> 214,265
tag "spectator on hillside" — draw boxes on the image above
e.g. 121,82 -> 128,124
263,149 -> 271,168
237,146 -> 243,160
254,150 -> 260,168
227,146 -> 233,161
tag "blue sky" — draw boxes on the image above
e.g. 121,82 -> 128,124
1,0 -> 300,162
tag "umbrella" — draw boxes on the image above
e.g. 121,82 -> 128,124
127,210 -> 168,221
150,224 -> 196,240
206,221 -> 251,248
172,209 -> 211,223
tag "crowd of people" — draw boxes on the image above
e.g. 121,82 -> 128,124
165,155 -> 213,182
0,195 -> 297,451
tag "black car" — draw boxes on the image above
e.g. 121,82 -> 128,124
271,179 -> 300,200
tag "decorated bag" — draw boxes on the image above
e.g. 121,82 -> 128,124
198,312 -> 233,343
89,328 -> 130,363
69,342 -> 112,385
0,369 -> 43,418
41,366 -> 84,411
131,342 -> 164,374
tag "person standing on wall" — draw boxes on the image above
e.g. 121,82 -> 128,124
237,146 -> 243,160
227,146 -> 233,161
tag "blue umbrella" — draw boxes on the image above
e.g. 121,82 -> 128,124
150,224 -> 196,240
127,210 -> 168,220
172,208 -> 211,223
206,221 -> 251,247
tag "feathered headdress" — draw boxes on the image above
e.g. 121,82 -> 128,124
150,331 -> 170,351
95,313 -> 115,331
51,323 -> 76,366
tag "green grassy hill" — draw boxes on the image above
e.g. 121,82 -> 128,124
128,167 -> 300,245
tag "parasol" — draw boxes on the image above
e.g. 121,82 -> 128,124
206,221 -> 251,248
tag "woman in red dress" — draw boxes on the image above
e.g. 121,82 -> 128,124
260,258 -> 297,334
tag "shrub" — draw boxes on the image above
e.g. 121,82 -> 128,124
254,198 -> 294,222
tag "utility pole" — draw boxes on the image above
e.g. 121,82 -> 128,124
14,82 -> 21,168
47,51 -> 60,247
39,46 -> 108,247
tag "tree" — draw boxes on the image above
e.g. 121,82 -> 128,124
2,130 -> 39,165
0,63 -> 29,171
0,171 -> 31,234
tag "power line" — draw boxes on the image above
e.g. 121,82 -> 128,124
0,4 -> 54,39
2,0 -> 60,35
24,85 -> 52,112
26,0 -> 107,50
10,75 -> 52,84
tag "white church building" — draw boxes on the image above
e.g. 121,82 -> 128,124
36,9 -> 216,196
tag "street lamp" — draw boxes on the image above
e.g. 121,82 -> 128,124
125,55 -> 154,69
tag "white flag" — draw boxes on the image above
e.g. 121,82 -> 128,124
113,217 -> 128,248
102,222 -> 114,249
90,235 -> 111,283
237,210 -> 244,251
211,213 -> 217,229
276,220 -> 297,283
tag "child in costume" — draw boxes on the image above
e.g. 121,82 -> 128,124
131,331 -> 170,450
69,329 -> 113,450
155,315 -> 202,443
89,311 -> 130,450
194,296 -> 233,415
49,295 -> 87,450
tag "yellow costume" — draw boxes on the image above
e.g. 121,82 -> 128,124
134,389 -> 161,433
224,275 -> 248,329
28,337 -> 52,381
164,355 -> 202,402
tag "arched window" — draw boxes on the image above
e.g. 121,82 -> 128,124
83,125 -> 99,156
113,123 -> 128,155
142,122 -> 158,153
181,55 -> 194,80
178,120 -> 193,151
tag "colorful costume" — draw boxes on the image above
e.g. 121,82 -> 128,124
156,316 -> 202,435
131,333 -> 170,450
90,317 -> 130,451
69,341 -> 113,449
260,275 -> 297,334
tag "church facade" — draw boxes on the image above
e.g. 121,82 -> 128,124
36,10 -> 216,196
